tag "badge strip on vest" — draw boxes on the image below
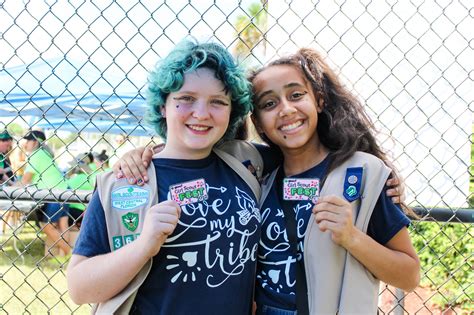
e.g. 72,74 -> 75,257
343,167 -> 363,202
111,185 -> 150,211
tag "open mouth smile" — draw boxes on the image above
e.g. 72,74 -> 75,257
279,120 -> 304,132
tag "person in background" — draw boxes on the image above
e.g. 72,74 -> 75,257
0,130 -> 15,185
20,130 -> 70,256
67,153 -> 95,228
93,149 -> 111,173
84,152 -> 97,172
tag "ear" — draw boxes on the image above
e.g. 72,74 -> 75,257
160,106 -> 166,118
250,114 -> 263,134
316,96 -> 324,113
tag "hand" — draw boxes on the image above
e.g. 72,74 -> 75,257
312,195 -> 356,248
112,146 -> 156,185
139,200 -> 181,257
385,174 -> 405,204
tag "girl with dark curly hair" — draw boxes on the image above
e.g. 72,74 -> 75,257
250,48 -> 419,314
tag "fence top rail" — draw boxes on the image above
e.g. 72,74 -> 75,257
0,186 -> 92,204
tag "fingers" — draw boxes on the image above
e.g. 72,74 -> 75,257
386,177 -> 399,187
385,175 -> 406,204
127,150 -> 149,183
112,147 -> 149,185
386,187 -> 401,204
150,200 -> 181,217
314,195 -> 350,210
143,146 -> 155,167
313,210 -> 340,225
316,219 -> 337,233
147,201 -> 181,234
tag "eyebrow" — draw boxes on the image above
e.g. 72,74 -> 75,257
255,82 -> 306,103
176,91 -> 228,97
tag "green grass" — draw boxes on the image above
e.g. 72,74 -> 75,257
0,221 -> 90,314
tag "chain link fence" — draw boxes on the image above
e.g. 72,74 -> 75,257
1,0 -> 472,313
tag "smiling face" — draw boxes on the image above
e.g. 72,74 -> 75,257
161,67 -> 231,159
0,139 -> 12,154
252,65 -> 323,155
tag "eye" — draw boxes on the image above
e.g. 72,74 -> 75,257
173,95 -> 195,104
290,91 -> 307,100
210,99 -> 229,106
258,99 -> 277,110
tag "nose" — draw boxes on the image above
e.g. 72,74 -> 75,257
279,99 -> 297,117
192,101 -> 210,120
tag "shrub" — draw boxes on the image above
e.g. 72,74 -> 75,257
411,221 -> 473,310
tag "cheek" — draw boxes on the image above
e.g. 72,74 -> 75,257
212,107 -> 231,124
168,104 -> 194,118
255,113 -> 273,132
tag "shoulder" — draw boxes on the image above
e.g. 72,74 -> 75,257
215,140 -> 264,179
215,140 -> 260,157
338,151 -> 389,172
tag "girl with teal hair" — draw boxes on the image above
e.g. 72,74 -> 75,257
68,40 -> 261,314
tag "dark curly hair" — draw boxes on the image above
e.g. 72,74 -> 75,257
249,48 -> 412,215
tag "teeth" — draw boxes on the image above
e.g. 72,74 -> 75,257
188,125 -> 210,131
280,120 -> 303,131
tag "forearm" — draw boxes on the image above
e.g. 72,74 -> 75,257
344,229 -> 420,291
67,238 -> 153,304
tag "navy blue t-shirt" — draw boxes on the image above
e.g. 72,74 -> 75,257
254,156 -> 410,311
74,153 -> 261,315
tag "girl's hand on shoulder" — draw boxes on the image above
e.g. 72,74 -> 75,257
385,175 -> 405,204
112,146 -> 156,185
312,195 -> 355,248
139,200 -> 181,257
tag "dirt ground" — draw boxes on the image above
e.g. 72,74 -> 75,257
379,285 -> 469,314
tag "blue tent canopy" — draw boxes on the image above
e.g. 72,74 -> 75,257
0,58 -> 153,136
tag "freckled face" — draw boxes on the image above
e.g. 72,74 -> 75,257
162,68 -> 231,159
252,65 -> 323,153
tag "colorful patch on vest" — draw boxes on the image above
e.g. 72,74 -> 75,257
112,236 -> 123,250
169,178 -> 208,206
283,178 -> 320,202
112,234 -> 139,250
121,212 -> 139,232
343,167 -> 363,202
111,186 -> 150,210
123,234 -> 135,244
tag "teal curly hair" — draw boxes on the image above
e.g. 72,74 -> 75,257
146,40 -> 253,140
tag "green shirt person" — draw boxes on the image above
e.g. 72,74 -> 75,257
0,130 -> 14,185
67,157 -> 95,212
24,145 -> 67,189
21,130 -> 70,255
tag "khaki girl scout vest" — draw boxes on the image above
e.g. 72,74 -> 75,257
260,152 -> 391,315
91,141 -> 263,314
